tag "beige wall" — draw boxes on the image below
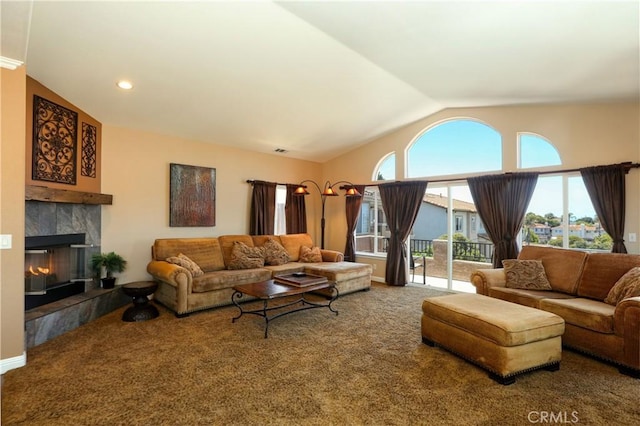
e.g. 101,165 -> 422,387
101,125 -> 323,284
323,102 -> 640,270
1,67 -> 27,366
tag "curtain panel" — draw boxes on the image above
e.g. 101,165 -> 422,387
580,164 -> 627,253
379,181 -> 428,286
285,184 -> 307,234
468,172 -> 539,268
344,185 -> 366,262
249,181 -> 276,235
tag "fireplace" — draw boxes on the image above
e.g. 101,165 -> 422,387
25,233 -> 99,310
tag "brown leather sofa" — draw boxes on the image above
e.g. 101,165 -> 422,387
470,245 -> 640,377
147,233 -> 372,317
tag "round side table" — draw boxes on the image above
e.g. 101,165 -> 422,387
121,281 -> 159,322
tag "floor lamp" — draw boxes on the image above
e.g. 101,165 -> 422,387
294,180 -> 361,249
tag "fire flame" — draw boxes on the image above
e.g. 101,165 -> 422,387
28,266 -> 50,275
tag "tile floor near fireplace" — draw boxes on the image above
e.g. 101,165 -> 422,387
25,286 -> 129,349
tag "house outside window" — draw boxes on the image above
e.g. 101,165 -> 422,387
355,187 -> 389,255
524,174 -> 610,250
354,153 -> 395,255
412,193 -> 481,241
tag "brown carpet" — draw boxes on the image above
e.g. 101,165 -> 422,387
2,283 -> 638,425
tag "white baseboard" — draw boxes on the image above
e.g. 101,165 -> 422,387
371,275 -> 385,283
1,352 -> 26,374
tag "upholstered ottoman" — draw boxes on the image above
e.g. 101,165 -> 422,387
421,293 -> 565,385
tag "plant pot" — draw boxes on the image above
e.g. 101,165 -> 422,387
101,277 -> 117,289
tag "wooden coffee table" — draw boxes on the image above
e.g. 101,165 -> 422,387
231,279 -> 338,338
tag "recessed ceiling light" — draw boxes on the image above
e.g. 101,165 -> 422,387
116,80 -> 133,90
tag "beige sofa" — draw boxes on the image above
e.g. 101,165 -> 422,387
147,233 -> 372,317
470,245 -> 640,377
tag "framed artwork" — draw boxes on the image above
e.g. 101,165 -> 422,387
32,95 -> 78,184
170,163 -> 216,227
81,122 -> 97,178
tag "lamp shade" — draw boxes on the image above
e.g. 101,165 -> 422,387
322,186 -> 339,196
345,187 -> 361,197
294,186 -> 310,195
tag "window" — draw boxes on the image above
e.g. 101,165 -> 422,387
520,137 -> 610,250
454,215 -> 464,233
375,153 -> 395,181
525,175 -> 611,250
274,185 -> 286,235
407,119 -> 502,178
360,115 -> 611,290
357,152 -> 394,255
355,187 -> 389,255
518,133 -> 561,169
519,136 -> 565,247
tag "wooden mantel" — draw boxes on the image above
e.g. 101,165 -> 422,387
26,185 -> 113,205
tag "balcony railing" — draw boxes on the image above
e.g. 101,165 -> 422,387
409,239 -> 433,255
450,241 -> 493,263
356,235 -> 493,264
410,239 -> 493,263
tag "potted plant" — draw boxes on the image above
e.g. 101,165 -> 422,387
91,252 -> 127,289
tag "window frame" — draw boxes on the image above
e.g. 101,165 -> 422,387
406,117 -> 503,179
273,184 -> 287,235
517,132 -> 562,170
355,186 -> 389,257
356,116 -> 610,259
374,152 -> 396,181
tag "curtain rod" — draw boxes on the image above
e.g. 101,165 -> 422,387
246,179 -> 298,186
429,161 -> 640,184
345,161 -> 640,187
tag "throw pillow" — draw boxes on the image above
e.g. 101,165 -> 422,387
166,253 -> 204,277
228,241 -> 265,270
502,259 -> 552,290
604,266 -> 640,305
262,238 -> 290,266
299,246 -> 322,263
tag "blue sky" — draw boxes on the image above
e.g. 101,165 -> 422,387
382,119 -> 597,219
407,120 -> 502,177
432,178 -> 596,220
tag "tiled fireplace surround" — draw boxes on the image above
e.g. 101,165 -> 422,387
25,201 -> 129,348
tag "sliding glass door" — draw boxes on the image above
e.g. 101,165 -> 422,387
410,184 -> 484,292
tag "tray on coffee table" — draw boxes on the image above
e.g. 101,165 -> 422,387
273,272 -> 328,287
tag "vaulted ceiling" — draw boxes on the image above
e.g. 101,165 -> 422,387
2,1 -> 638,162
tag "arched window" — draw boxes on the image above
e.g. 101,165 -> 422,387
357,116 -> 610,291
517,133 -> 606,249
407,119 -> 502,178
518,133 -> 561,169
374,153 -> 395,181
